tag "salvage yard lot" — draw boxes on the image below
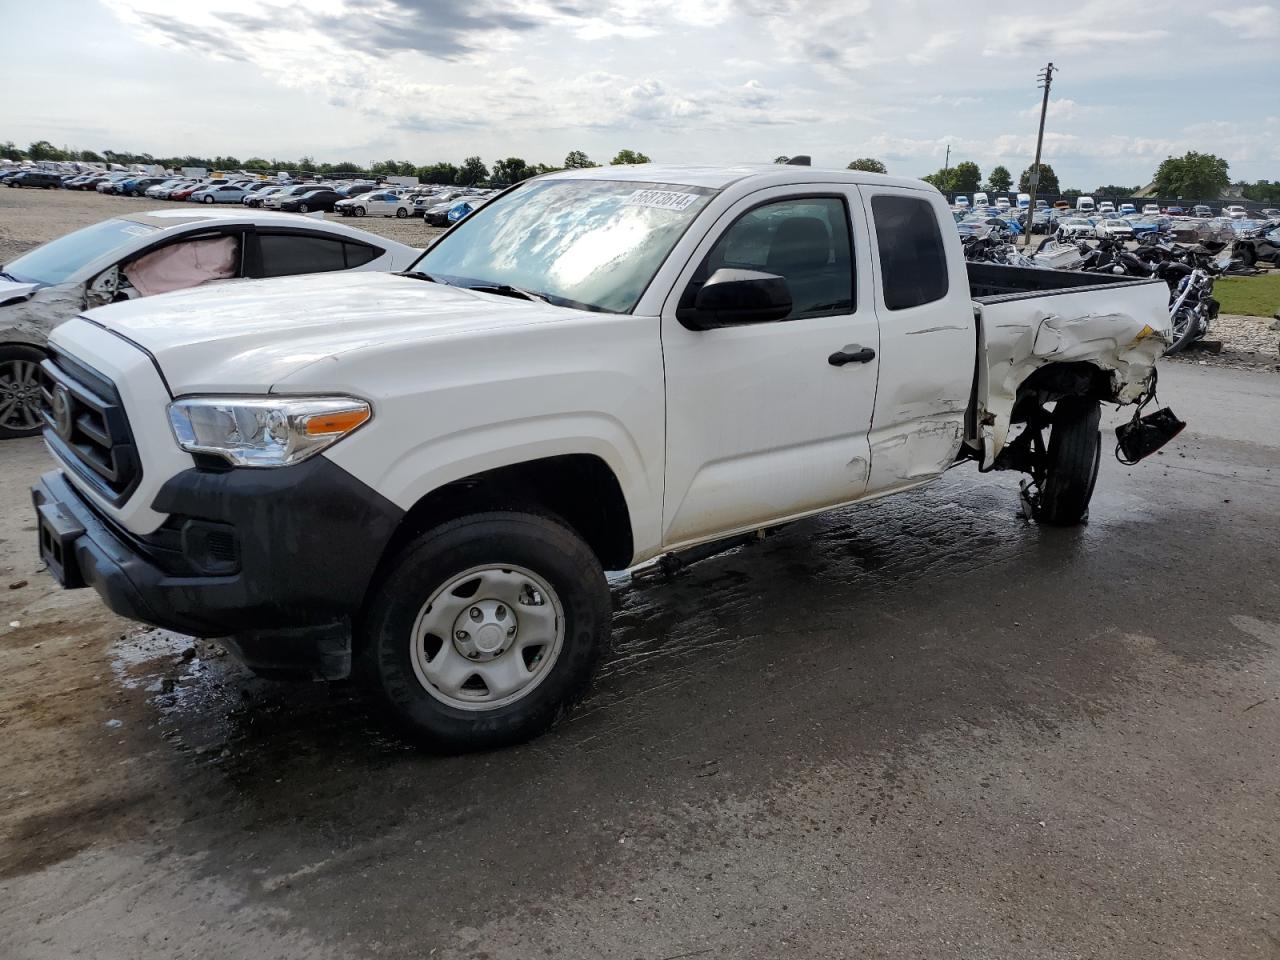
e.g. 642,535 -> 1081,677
2,188 -> 1280,959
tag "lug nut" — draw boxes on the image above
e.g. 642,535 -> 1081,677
469,607 -> 482,621
455,630 -> 468,640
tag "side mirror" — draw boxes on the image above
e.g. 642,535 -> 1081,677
85,266 -> 119,306
678,268 -> 793,330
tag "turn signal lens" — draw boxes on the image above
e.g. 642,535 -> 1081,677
303,407 -> 371,436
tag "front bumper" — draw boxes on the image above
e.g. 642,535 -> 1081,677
32,457 -> 405,675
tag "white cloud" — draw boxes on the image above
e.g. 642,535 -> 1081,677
1208,5 -> 1280,39
2,0 -> 1268,187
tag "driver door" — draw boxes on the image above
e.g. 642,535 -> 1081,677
660,187 -> 879,548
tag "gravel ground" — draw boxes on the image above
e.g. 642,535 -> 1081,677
1168,311 -> 1280,372
2,363 -> 1279,959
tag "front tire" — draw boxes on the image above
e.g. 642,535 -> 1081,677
203,195 -> 214,204
1034,398 -> 1101,526
361,511 -> 611,750
395,207 -> 408,218
354,206 -> 366,217
0,344 -> 47,440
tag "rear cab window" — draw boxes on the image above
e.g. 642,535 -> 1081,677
868,194 -> 949,310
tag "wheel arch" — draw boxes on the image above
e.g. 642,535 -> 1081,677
376,452 -> 636,574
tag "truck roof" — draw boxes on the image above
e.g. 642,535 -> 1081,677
539,163 -> 934,193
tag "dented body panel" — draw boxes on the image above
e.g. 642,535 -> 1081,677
972,277 -> 1171,467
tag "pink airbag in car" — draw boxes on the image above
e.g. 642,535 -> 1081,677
123,236 -> 238,297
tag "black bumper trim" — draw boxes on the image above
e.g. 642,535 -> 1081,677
31,457 -> 405,646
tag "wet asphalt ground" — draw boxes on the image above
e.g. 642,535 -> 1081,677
1,362 -> 1278,959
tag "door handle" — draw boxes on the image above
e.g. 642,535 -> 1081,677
828,345 -> 876,366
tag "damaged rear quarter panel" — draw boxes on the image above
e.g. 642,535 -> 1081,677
975,280 -> 1171,467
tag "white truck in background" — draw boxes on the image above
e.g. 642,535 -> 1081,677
32,165 -> 1176,749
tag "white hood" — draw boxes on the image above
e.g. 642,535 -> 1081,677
73,271 -> 572,394
0,277 -> 42,307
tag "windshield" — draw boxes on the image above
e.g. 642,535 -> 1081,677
3,218 -> 157,285
413,179 -> 716,313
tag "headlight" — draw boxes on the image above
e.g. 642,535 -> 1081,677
167,396 -> 371,467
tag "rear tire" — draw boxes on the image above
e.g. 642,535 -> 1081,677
361,511 -> 612,751
1033,398 -> 1101,526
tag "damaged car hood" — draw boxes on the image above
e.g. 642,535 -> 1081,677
0,277 -> 43,307
74,271 -> 577,393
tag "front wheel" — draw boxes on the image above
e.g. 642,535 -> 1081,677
361,511 -> 612,750
203,195 -> 214,204
0,344 -> 47,440
395,207 -> 408,218
353,206 -> 366,217
1033,398 -> 1101,526
298,204 -> 309,213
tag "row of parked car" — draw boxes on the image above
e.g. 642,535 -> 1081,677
1,165 -> 504,229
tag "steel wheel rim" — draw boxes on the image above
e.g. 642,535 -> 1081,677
0,359 -> 43,432
409,564 -> 565,711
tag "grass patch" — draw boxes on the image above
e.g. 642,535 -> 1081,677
1215,272 -> 1280,318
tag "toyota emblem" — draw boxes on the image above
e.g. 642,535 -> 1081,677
51,384 -> 73,439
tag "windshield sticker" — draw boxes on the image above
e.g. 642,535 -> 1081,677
122,225 -> 154,238
623,189 -> 700,212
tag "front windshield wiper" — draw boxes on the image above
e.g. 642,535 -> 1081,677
465,283 -> 549,305
402,271 -> 450,284
0,270 -> 21,282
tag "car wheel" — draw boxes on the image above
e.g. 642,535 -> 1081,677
1032,398 -> 1101,527
1237,246 -> 1257,267
396,207 -> 408,218
354,206 -> 366,217
361,510 -> 612,750
203,195 -> 214,204
0,344 -> 47,440
298,204 -> 309,213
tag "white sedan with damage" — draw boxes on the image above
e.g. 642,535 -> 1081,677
0,209 -> 421,438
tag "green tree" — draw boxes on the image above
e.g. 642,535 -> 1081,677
212,155 -> 241,170
0,141 -> 23,160
847,158 -> 887,174
987,165 -> 1012,192
243,157 -> 272,171
949,161 -> 981,193
491,157 -> 534,184
773,155 -> 791,164
1239,180 -> 1280,202
1094,185 -> 1141,198
417,162 -> 460,184
76,149 -> 103,163
457,155 -> 489,185
27,140 -> 66,161
1018,163 -> 1060,195
1151,151 -> 1230,199
611,149 -> 651,165
564,150 -> 596,168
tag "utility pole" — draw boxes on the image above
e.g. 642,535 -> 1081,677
1024,61 -> 1056,246
943,144 -> 951,199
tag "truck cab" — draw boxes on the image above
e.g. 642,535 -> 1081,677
1077,196 -> 1096,213
31,165 -> 1175,749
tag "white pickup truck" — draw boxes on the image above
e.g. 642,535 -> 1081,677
31,165 -> 1175,749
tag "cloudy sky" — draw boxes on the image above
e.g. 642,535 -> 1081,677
4,0 -> 1278,188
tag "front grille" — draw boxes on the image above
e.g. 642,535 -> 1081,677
39,351 -> 142,505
